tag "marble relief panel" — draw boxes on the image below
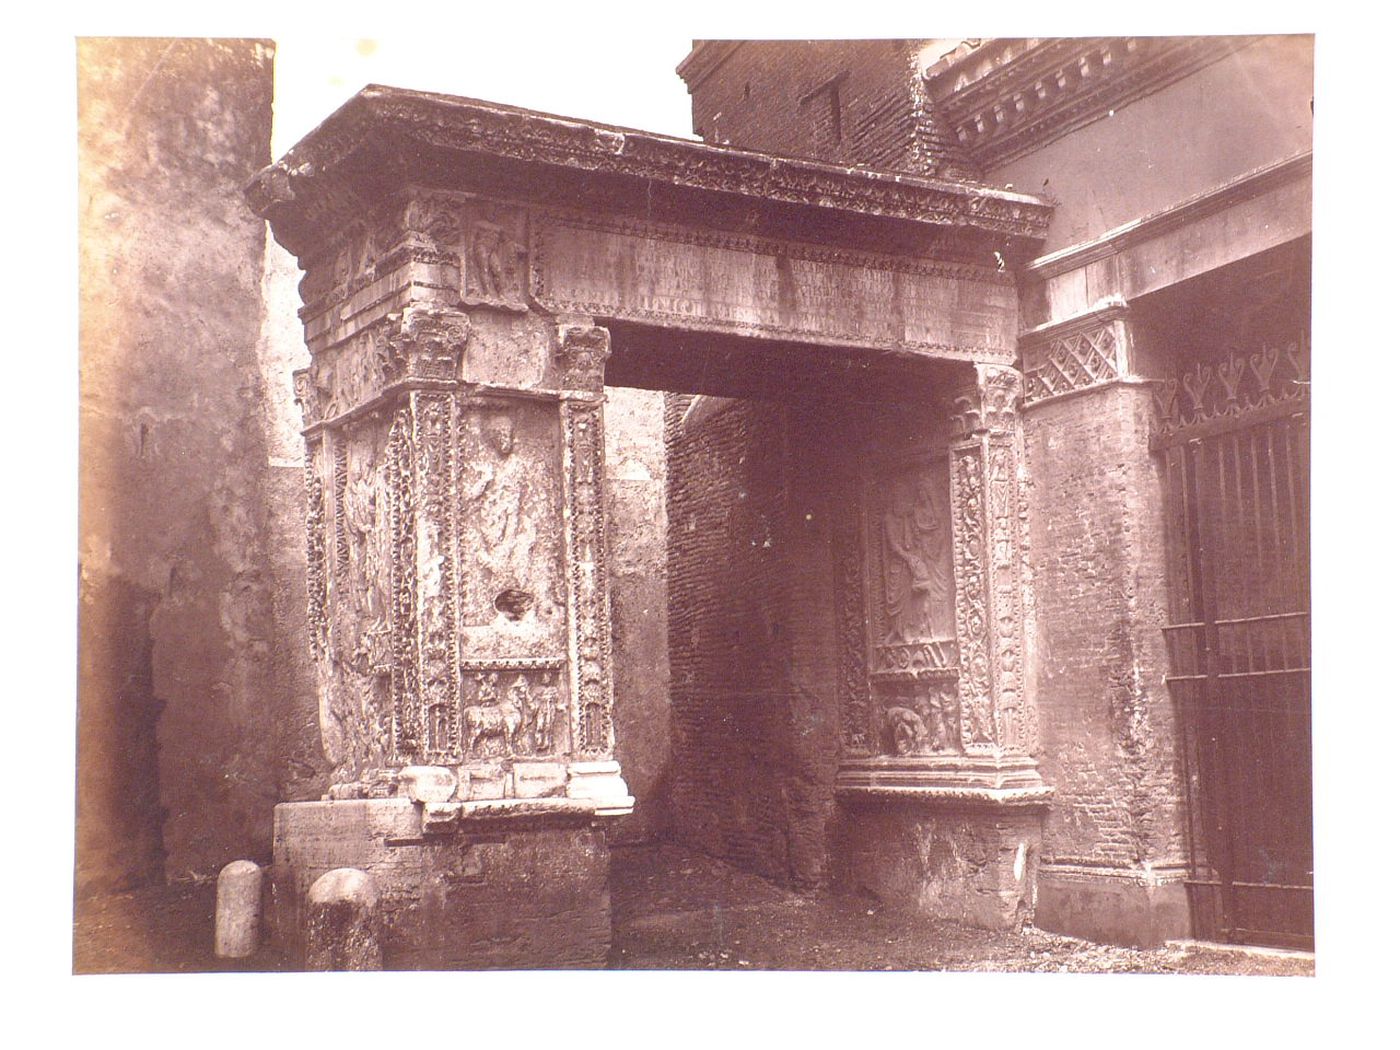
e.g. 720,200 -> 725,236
455,396 -> 568,662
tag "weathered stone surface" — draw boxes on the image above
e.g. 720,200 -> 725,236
214,860 -> 263,958
1035,867 -> 1190,948
836,798 -> 1043,930
272,800 -> 610,969
604,386 -> 671,844
305,867 -> 382,971
533,214 -> 1019,360
78,37 -> 324,894
398,766 -> 457,803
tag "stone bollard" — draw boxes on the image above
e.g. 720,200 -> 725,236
214,860 -> 263,959
305,868 -> 382,971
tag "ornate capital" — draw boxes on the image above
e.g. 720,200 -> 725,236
377,306 -> 472,385
554,323 -> 612,392
950,363 -> 1021,440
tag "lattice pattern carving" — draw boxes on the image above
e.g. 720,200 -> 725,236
1023,323 -> 1122,403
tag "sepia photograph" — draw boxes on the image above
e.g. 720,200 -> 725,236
49,3 -> 1388,1038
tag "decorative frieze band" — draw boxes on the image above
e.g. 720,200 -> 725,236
1020,303 -> 1132,405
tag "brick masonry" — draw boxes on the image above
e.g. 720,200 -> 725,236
680,40 -> 980,181
1022,380 -> 1191,944
664,394 -> 845,890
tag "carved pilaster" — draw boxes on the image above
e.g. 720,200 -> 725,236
835,365 -> 1045,802
949,363 -> 1031,756
304,436 -> 330,662
562,396 -> 613,757
411,390 -> 461,764
834,524 -> 873,756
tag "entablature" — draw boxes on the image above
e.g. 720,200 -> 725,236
247,85 -> 1051,264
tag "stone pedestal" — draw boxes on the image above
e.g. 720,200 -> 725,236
270,800 -> 611,969
252,177 -> 632,966
837,796 -> 1043,929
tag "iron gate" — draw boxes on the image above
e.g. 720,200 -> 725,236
1152,341 -> 1312,950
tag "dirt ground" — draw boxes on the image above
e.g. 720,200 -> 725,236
71,841 -> 1313,976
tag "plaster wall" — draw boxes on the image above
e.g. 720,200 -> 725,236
990,36 -> 1313,254
78,37 -> 325,891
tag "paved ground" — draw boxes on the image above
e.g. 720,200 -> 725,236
71,841 -> 1313,976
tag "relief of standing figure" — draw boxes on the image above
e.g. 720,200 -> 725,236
882,476 -> 949,642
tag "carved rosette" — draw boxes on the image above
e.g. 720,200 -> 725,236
563,396 -> 615,758
949,364 -> 1030,755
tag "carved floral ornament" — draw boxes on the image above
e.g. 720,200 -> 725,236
554,324 -> 612,392
291,308 -> 473,429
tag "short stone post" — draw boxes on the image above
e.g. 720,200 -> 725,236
214,859 -> 263,959
305,868 -> 382,971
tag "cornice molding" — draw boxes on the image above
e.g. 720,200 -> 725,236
926,36 -> 1256,169
1024,151 -> 1311,282
247,86 -> 1052,259
675,40 -> 743,93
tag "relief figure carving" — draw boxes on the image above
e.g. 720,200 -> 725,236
525,670 -> 565,754
462,409 -> 538,610
462,671 -> 524,756
879,474 -> 950,644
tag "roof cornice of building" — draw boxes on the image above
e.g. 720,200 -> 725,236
924,36 -> 1259,169
675,40 -> 743,92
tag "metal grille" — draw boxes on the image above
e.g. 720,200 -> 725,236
1155,351 -> 1312,950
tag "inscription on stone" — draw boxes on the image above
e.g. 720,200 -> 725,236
533,217 -> 1016,359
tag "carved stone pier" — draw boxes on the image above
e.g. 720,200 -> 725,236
834,362 -> 1051,928
252,167 -> 637,970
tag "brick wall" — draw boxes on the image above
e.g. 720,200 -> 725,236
680,40 -> 980,180
664,394 -> 843,889
1023,383 -> 1186,869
